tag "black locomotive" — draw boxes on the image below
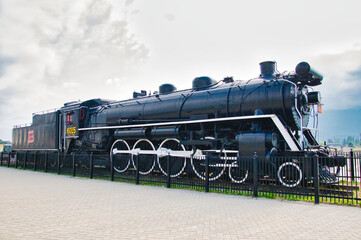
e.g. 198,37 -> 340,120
12,61 -> 345,187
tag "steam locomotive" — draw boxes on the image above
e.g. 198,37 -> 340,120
12,61 -> 345,187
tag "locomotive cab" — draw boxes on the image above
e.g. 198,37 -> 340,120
59,99 -> 113,154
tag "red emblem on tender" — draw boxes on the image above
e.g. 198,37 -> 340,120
28,130 -> 34,144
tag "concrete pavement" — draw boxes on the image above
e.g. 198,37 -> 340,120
0,167 -> 360,240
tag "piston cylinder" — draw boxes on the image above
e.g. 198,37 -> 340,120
236,132 -> 279,157
150,126 -> 180,140
114,128 -> 146,139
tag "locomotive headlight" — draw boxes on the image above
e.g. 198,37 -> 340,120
307,91 -> 321,105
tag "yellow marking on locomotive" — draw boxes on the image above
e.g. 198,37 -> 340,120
67,127 -> 77,136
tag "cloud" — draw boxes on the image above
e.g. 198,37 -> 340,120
164,14 -> 175,22
311,47 -> 361,110
125,0 -> 135,7
85,1 -> 111,27
0,55 -> 15,77
0,0 -> 149,140
0,0 -> 148,95
349,67 -> 361,78
0,86 -> 16,114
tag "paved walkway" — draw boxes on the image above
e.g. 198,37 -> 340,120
0,167 -> 360,240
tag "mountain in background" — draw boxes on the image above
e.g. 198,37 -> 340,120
318,107 -> 361,141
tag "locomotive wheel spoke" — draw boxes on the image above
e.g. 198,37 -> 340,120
131,139 -> 156,175
228,161 -> 249,184
277,162 -> 303,187
157,138 -> 187,178
191,150 -> 227,181
110,139 -> 131,173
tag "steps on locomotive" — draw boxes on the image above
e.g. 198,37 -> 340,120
303,128 -> 320,148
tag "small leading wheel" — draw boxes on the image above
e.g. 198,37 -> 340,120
78,154 -> 90,169
157,138 -> 187,178
277,162 -> 303,187
131,139 -> 156,175
228,161 -> 249,184
49,153 -> 64,168
191,150 -> 227,181
110,139 -> 131,173
49,157 -> 57,167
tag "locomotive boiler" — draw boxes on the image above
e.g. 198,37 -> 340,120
12,61 -> 345,187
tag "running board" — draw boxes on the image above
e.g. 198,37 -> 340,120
81,114 -> 301,152
303,128 -> 319,146
270,115 -> 301,151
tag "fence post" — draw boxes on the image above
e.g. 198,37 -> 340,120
313,155 -> 320,204
110,156 -> 114,181
24,152 -> 27,169
89,153 -> 94,179
57,151 -> 61,175
72,153 -> 76,177
44,152 -> 48,173
15,153 -> 18,169
350,149 -> 355,182
33,152 -> 37,171
358,152 -> 361,185
0,152 -> 3,166
63,152 -> 66,173
135,154 -> 140,185
167,154 -> 171,188
253,152 -> 258,198
7,152 -> 10,168
205,154 -> 209,193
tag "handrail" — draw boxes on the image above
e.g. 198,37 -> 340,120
13,123 -> 32,128
32,108 -> 58,116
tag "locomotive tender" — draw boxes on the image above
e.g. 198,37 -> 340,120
12,61 -> 345,187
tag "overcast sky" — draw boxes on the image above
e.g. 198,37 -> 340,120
1,0 -> 361,141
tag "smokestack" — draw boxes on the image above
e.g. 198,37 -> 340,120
259,61 -> 276,78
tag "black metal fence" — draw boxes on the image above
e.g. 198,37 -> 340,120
1,150 -> 360,206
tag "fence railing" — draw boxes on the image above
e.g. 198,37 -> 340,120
1,150 -> 360,206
